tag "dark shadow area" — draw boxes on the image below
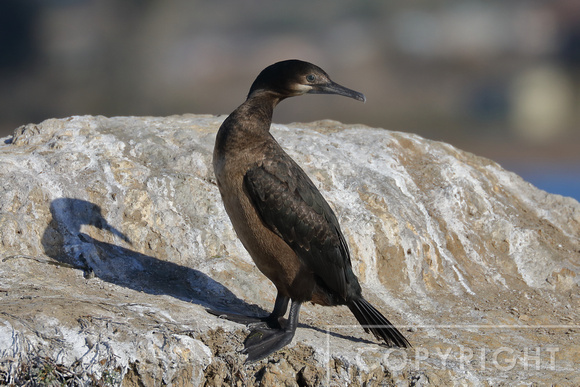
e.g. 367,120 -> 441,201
41,198 -> 383,346
42,198 -> 266,315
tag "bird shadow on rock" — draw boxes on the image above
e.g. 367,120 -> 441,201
41,198 -> 265,316
41,198 -> 389,347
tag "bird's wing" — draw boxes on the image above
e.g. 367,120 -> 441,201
243,157 -> 352,300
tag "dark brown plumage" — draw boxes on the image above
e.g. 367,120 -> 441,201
211,59 -> 410,362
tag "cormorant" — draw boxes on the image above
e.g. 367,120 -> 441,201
211,59 -> 410,362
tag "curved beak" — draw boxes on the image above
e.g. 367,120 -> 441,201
308,80 -> 366,102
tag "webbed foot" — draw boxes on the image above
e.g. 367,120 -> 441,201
243,325 -> 296,363
208,296 -> 301,362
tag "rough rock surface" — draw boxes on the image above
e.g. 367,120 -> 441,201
0,114 -> 578,386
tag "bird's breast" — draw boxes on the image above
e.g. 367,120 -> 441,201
212,142 -> 307,297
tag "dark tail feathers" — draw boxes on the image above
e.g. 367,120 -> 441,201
348,298 -> 411,348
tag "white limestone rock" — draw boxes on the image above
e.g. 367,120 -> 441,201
0,115 -> 578,385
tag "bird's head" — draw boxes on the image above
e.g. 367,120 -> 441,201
248,59 -> 366,102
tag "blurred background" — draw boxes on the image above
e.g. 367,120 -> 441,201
1,0 -> 579,201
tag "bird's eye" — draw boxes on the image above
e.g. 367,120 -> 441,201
306,74 -> 316,83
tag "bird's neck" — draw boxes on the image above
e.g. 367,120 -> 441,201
230,91 -> 286,133
215,91 -> 284,155
243,89 -> 287,127
243,94 -> 278,129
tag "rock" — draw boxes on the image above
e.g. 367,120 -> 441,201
0,115 -> 578,386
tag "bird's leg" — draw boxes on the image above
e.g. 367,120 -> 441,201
243,300 -> 302,363
263,293 -> 290,328
207,293 -> 289,328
